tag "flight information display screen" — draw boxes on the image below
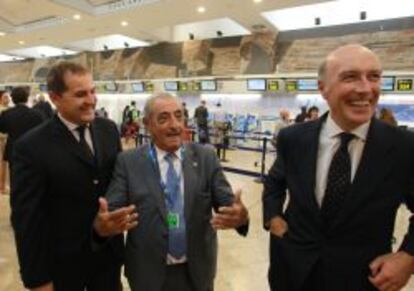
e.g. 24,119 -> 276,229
164,81 -> 178,91
247,79 -> 266,91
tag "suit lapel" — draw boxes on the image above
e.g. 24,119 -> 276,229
141,145 -> 168,221
330,119 -> 395,230
89,121 -> 103,168
298,117 -> 325,217
182,144 -> 198,222
51,116 -> 95,168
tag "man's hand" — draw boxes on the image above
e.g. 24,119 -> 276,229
31,282 -> 53,291
93,197 -> 138,237
210,189 -> 248,230
269,216 -> 288,238
369,251 -> 414,291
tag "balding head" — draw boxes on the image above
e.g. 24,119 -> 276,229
318,44 -> 382,131
318,44 -> 381,82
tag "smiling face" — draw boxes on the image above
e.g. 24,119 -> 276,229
144,96 -> 184,152
50,72 -> 96,125
318,45 -> 382,131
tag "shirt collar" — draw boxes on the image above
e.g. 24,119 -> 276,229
58,113 -> 90,132
325,113 -> 370,141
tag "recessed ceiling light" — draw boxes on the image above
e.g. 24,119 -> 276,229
0,32 -> 5,37
197,6 -> 206,13
18,40 -> 25,45
253,0 -> 263,3
73,14 -> 81,20
121,21 -> 128,27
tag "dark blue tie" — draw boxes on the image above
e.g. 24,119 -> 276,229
76,125 -> 94,160
321,132 -> 355,223
164,153 -> 186,259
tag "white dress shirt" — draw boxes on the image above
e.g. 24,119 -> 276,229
154,145 -> 187,264
58,113 -> 94,154
315,114 -> 370,207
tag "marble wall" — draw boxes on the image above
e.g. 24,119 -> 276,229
0,29 -> 413,83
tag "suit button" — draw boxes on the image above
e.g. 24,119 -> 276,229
93,179 -> 99,185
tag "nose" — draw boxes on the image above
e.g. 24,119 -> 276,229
355,76 -> 373,94
85,91 -> 96,105
169,116 -> 182,129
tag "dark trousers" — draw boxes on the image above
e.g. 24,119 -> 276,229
162,264 -> 194,291
53,250 -> 122,291
300,260 -> 325,291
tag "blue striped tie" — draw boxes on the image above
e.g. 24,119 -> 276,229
165,153 -> 186,258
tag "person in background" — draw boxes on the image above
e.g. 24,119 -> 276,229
271,109 -> 290,148
0,87 -> 44,171
33,94 -> 54,119
379,107 -> 398,127
212,102 -> 227,159
194,100 -> 209,144
263,44 -> 414,291
294,106 -> 307,123
306,105 -> 320,121
0,90 -> 10,194
11,62 -> 123,291
94,92 -> 249,291
182,102 -> 189,127
95,106 -> 108,118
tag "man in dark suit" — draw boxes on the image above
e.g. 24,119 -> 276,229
0,86 -> 43,165
263,44 -> 414,291
94,92 -> 249,291
11,62 -> 125,291
33,94 -> 54,119
194,100 -> 209,143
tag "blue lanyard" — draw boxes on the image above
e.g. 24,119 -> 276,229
148,144 -> 184,207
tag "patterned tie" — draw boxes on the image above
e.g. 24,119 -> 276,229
164,153 -> 186,258
321,132 -> 355,223
75,125 -> 94,160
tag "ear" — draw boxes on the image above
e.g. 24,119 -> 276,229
48,92 -> 61,104
318,80 -> 328,101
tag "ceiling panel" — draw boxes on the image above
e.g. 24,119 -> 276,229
0,0 -> 59,25
87,0 -> 118,6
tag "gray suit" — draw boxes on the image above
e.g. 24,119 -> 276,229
106,143 -> 247,291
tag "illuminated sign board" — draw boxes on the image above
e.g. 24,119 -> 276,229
397,79 -> 413,91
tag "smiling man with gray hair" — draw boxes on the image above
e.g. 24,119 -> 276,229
94,92 -> 249,291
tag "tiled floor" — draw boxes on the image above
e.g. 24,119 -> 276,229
1,149 -> 414,291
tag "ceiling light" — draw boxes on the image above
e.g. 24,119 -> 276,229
121,21 -> 128,27
18,40 -> 25,45
197,6 -> 206,13
73,14 -> 81,20
0,32 -> 5,37
254,0 -> 263,3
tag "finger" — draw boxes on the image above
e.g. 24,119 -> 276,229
124,221 -> 139,231
369,256 -> 385,277
217,206 -> 237,215
107,205 -> 136,221
369,271 -> 388,289
233,189 -> 242,203
98,197 -> 109,213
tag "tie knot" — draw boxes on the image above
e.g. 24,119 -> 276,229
164,153 -> 176,163
339,132 -> 354,148
76,125 -> 87,137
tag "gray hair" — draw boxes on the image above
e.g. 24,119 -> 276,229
144,92 -> 182,119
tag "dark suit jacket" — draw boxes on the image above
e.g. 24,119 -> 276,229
0,104 -> 44,161
11,116 -> 123,289
263,116 -> 414,291
106,143 -> 248,291
33,100 -> 54,119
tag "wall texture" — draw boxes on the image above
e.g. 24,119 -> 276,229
0,29 -> 413,83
